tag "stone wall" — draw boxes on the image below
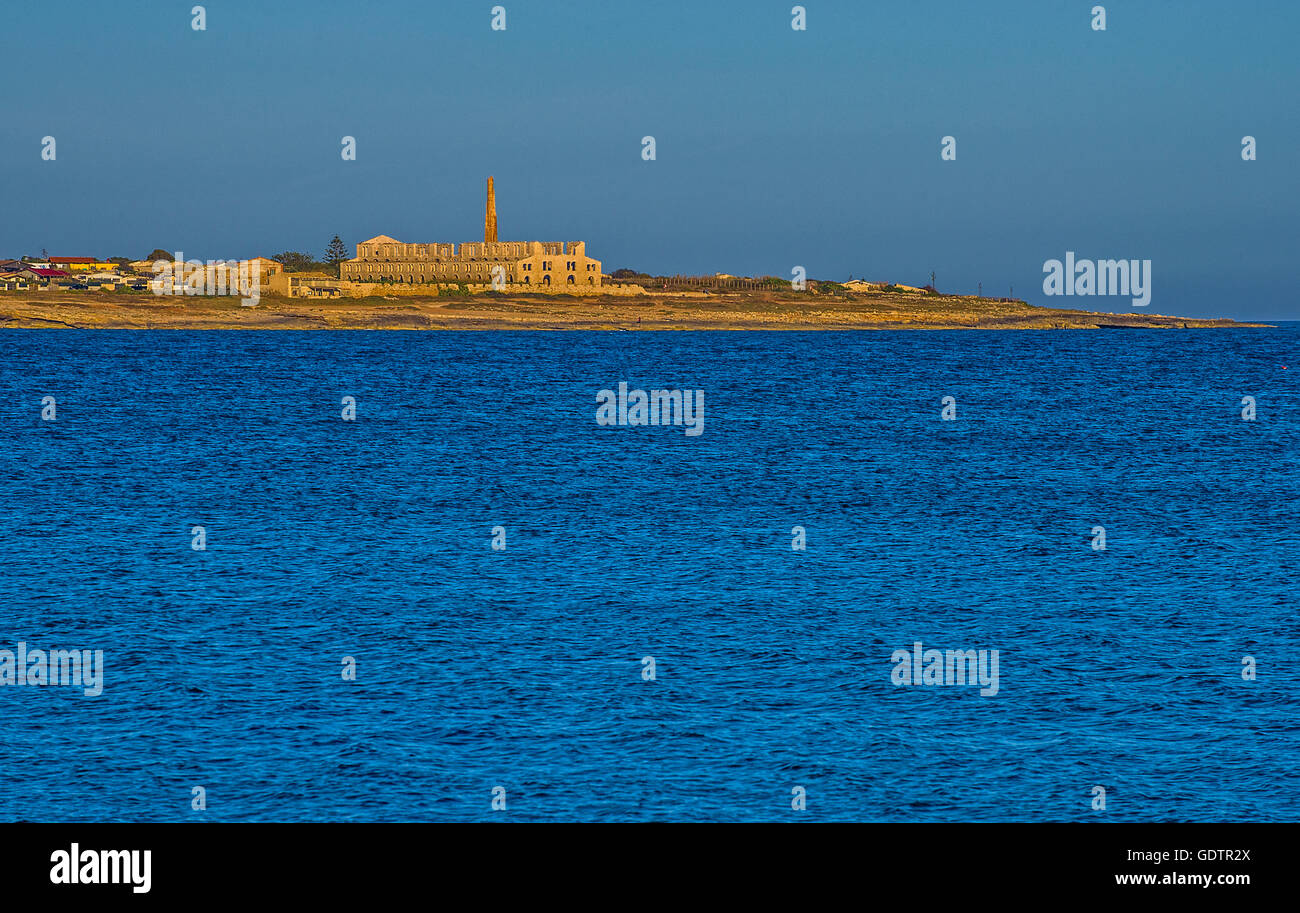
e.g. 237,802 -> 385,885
267,273 -> 641,299
343,239 -> 601,289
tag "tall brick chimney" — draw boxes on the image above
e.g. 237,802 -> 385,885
484,176 -> 498,243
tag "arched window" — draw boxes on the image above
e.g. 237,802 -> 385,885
543,274 -> 550,286
567,275 -> 575,284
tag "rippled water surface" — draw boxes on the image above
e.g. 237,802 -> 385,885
1,328 -> 1296,821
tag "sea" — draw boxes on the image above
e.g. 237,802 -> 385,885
1,327 -> 1296,822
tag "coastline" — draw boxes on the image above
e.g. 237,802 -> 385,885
0,289 -> 1272,330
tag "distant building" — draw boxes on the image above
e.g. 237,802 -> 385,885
341,177 -> 601,289
50,257 -> 115,272
246,257 -> 283,276
12,268 -> 70,284
131,257 -> 282,278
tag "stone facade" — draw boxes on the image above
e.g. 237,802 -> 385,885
341,237 -> 601,289
340,178 -> 601,289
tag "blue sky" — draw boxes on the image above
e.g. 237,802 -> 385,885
2,0 -> 1296,318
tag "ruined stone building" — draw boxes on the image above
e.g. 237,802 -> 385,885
341,177 -> 601,288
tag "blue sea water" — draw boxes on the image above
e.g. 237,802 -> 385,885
0,327 -> 1296,823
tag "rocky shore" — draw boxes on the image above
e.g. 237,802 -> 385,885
0,289 -> 1270,330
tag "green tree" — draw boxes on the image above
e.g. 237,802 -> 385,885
271,251 -> 318,273
324,236 -> 349,277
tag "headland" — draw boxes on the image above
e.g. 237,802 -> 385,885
0,286 -> 1268,330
